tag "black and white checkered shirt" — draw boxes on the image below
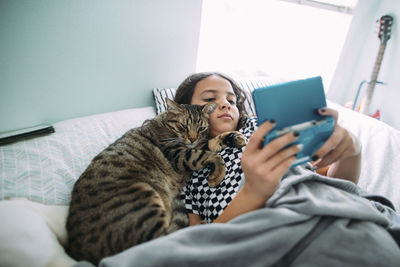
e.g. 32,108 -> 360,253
181,117 -> 257,223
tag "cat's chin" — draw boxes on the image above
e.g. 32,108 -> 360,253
186,143 -> 198,149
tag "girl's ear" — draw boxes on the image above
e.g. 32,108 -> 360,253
202,102 -> 217,114
166,98 -> 184,113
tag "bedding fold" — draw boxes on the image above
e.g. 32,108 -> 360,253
74,167 -> 400,267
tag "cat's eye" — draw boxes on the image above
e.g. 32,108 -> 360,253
178,123 -> 186,131
198,126 -> 207,132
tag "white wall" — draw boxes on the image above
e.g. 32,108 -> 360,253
0,0 -> 203,133
328,0 -> 400,130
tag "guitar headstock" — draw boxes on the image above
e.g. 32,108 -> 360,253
378,15 -> 394,45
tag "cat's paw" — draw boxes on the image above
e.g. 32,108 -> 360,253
222,131 -> 246,148
208,131 -> 246,152
207,156 -> 226,187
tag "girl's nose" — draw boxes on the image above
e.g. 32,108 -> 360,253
218,99 -> 231,110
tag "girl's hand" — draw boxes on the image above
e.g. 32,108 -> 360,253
241,120 -> 301,202
311,108 -> 361,169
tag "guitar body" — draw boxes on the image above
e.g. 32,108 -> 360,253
358,15 -> 393,118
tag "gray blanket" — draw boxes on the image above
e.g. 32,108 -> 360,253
75,167 -> 400,267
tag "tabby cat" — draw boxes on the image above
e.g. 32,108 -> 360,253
66,98 -> 246,264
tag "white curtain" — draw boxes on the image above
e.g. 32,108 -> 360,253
328,0 -> 399,130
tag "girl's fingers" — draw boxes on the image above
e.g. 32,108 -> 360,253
270,156 -> 298,177
312,107 -> 361,168
318,107 -> 338,124
264,143 -> 302,170
246,120 -> 276,151
312,125 -> 344,160
259,131 -> 300,160
314,140 -> 347,168
313,107 -> 340,159
243,120 -> 300,180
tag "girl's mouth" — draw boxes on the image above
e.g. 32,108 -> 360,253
218,113 -> 232,120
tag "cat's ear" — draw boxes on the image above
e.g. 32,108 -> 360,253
165,98 -> 184,113
202,102 -> 217,114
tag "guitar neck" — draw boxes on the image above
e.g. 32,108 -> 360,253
369,43 -> 386,87
359,43 -> 387,115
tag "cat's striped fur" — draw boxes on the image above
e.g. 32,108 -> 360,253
66,99 -> 245,264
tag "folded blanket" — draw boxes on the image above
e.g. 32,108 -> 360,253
75,167 -> 400,267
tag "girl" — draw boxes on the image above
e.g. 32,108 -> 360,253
174,72 -> 361,225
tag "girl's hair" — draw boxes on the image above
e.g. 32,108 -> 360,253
174,72 -> 248,129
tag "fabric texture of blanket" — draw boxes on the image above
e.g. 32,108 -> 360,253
74,167 -> 400,267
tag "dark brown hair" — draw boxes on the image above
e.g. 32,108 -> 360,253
174,72 -> 248,129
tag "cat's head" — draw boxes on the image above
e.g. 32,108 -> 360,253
164,98 -> 217,145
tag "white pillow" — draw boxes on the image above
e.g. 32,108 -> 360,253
0,107 -> 156,205
0,198 -> 76,267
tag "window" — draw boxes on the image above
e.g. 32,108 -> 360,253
196,0 -> 358,91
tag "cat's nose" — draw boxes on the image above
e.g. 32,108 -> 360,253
188,132 -> 197,143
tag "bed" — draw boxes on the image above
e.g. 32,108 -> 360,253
1,77 -> 399,267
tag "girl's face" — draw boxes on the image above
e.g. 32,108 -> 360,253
190,75 -> 240,137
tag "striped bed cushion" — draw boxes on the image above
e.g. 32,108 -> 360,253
153,76 -> 286,115
153,88 -> 177,115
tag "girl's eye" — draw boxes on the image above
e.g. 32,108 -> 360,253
228,100 -> 236,105
203,98 -> 215,102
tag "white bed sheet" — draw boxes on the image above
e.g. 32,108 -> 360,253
328,100 -> 400,210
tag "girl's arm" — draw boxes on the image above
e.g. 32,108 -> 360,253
188,188 -> 267,225
209,120 -> 300,224
188,213 -> 202,225
212,185 -> 268,223
326,152 -> 361,183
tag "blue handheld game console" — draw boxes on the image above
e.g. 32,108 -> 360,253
251,76 -> 335,167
